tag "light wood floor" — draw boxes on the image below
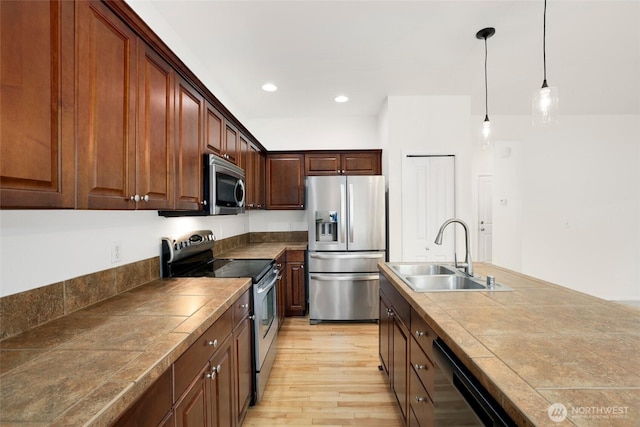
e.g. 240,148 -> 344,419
243,317 -> 404,427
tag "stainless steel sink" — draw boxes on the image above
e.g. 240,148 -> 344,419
388,263 -> 457,276
405,275 -> 486,291
385,262 -> 512,292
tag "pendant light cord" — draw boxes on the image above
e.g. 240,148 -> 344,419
484,36 -> 489,119
542,0 -> 548,85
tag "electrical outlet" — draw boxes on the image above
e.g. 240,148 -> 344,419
111,241 -> 122,264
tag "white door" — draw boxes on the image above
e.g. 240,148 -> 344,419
401,155 -> 455,262
477,175 -> 493,262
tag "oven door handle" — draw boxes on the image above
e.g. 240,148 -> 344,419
257,274 -> 278,294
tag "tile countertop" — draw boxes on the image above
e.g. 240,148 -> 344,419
378,262 -> 640,427
0,241 -> 305,425
216,241 -> 307,260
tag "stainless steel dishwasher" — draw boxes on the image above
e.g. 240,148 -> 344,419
432,338 -> 516,426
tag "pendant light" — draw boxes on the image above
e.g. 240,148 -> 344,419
476,27 -> 495,150
533,0 -> 558,126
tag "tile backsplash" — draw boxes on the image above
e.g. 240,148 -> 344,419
0,232 -> 308,340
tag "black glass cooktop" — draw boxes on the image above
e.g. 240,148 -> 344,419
169,252 -> 273,283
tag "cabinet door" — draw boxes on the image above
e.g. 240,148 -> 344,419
204,102 -> 224,157
239,134 -> 250,173
234,316 -> 253,426
378,293 -> 391,377
224,122 -> 240,165
175,364 -> 211,427
392,317 -> 409,422
175,77 -> 203,210
342,151 -> 381,175
0,0 -> 75,208
137,43 -> 174,209
76,0 -> 137,209
266,153 -> 305,209
113,368 -> 172,427
305,153 -> 340,175
253,145 -> 266,209
285,251 -> 306,316
210,336 -> 234,427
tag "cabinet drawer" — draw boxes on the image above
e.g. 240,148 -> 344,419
174,307 -> 233,400
286,250 -> 305,262
380,275 -> 410,328
409,366 -> 434,427
411,309 -> 436,360
233,289 -> 252,327
410,337 -> 434,395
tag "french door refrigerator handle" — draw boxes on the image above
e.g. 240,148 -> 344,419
309,253 -> 384,259
309,274 -> 379,281
340,183 -> 346,243
348,183 -> 354,243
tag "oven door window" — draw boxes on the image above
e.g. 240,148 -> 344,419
259,285 -> 276,339
216,172 -> 245,207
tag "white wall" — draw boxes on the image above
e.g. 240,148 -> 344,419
484,115 -> 640,301
247,116 -> 379,151
381,96 -> 473,262
0,211 -> 249,298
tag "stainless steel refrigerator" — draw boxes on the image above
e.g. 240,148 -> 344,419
307,175 -> 386,323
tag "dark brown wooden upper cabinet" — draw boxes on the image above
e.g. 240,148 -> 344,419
0,0 -> 76,208
76,1 -> 138,209
174,76 -> 204,210
224,122 -> 240,166
266,153 -> 305,210
248,143 -> 265,209
305,151 -> 381,176
136,43 -> 174,210
204,101 -> 225,157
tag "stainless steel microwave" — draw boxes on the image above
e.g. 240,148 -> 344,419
204,154 -> 245,215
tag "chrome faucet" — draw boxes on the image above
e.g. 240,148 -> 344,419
434,218 -> 474,277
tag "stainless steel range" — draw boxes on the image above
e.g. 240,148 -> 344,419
160,230 -> 279,404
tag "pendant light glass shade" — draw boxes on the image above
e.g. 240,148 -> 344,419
476,27 -> 495,150
533,82 -> 558,126
480,115 -> 492,150
533,0 -> 558,126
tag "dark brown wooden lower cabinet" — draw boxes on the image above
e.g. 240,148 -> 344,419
210,335 -> 234,427
235,316 -> 253,425
113,368 -> 172,426
285,250 -> 306,316
175,364 -> 210,427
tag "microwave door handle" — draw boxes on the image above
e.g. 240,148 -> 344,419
340,183 -> 346,243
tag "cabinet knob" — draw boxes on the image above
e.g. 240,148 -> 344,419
414,364 -> 427,371
206,371 -> 216,380
239,303 -> 249,309
415,396 -> 427,403
216,364 -> 221,373
208,339 -> 218,348
248,315 -> 255,320
415,330 -> 426,337
142,194 -> 149,202
130,194 -> 140,202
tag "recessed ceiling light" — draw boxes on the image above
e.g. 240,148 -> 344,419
334,95 -> 349,103
262,83 -> 278,92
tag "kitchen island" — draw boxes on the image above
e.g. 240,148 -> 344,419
379,262 -> 640,426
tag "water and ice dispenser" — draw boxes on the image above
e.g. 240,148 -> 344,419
315,210 -> 338,242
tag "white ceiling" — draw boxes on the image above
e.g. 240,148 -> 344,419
143,0 -> 640,119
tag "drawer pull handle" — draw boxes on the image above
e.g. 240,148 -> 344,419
208,339 -> 218,348
414,364 -> 427,371
415,330 -> 426,337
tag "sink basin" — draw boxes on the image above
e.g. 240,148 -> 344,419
384,262 -> 512,292
388,263 -> 457,276
405,275 -> 486,291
